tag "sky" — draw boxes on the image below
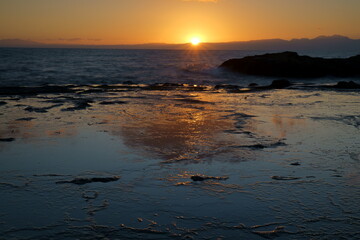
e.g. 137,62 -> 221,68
0,0 -> 360,45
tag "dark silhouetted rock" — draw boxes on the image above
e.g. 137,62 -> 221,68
24,106 -> 48,113
220,52 -> 360,78
122,81 -> 135,84
334,81 -> 360,89
99,100 -> 128,105
190,175 -> 229,181
235,141 -> 286,149
24,104 -> 62,113
16,117 -> 36,121
248,83 -> 258,87
176,98 -> 214,105
61,99 -> 93,111
269,79 -> 291,89
0,138 -> 15,142
247,144 -> 266,149
56,176 -> 120,185
271,176 -> 301,180
214,84 -> 241,90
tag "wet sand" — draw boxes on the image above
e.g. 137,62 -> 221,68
0,85 -> 359,239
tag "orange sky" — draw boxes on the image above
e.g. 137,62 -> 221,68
0,0 -> 359,45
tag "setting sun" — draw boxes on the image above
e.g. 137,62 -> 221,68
190,37 -> 201,46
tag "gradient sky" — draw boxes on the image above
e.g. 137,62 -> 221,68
1,0 -> 359,44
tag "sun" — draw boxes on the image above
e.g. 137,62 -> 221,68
190,37 -> 201,46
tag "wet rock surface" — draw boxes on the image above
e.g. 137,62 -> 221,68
220,51 -> 360,78
0,85 -> 359,240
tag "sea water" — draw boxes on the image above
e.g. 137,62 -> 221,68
0,48 -> 357,87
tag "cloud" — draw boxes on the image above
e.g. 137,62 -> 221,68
58,38 -> 82,42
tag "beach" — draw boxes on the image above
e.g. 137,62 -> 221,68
1,77 -> 359,239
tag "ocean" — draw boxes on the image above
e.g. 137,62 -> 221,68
1,48 -> 357,88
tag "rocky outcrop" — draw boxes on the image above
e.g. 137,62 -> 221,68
220,52 -> 360,78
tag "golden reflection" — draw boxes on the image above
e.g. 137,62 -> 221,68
0,92 -> 259,162
271,115 -> 307,138
106,98 -> 234,163
86,91 -> 258,163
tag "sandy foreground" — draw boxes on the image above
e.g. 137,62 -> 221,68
0,85 -> 359,239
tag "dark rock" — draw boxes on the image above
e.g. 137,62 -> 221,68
161,82 -> 184,87
24,104 -> 62,113
16,117 -> 36,121
0,138 -> 15,142
269,79 -> 291,89
99,100 -> 128,105
248,83 -> 258,87
332,174 -> 343,178
290,162 -> 301,166
0,101 -> 7,106
235,141 -> 286,149
176,98 -> 214,104
56,176 -> 120,185
33,174 -> 69,177
24,106 -> 48,113
248,144 -> 266,149
190,175 -> 229,181
333,81 -> 360,89
214,84 -> 241,90
271,176 -> 301,181
122,81 -> 135,84
61,99 -> 93,111
220,52 -> 360,78
191,176 -> 206,181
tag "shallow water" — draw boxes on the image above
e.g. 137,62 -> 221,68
0,86 -> 359,239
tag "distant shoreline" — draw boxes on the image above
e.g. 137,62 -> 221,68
1,35 -> 360,51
